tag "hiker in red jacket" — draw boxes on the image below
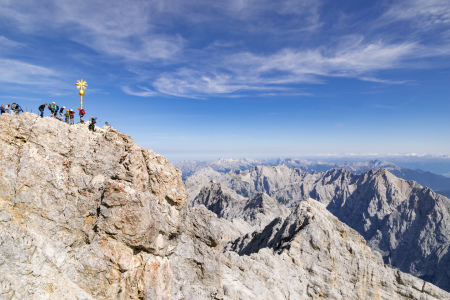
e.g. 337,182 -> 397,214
78,107 -> 85,123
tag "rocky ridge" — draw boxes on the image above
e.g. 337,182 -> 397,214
191,181 -> 289,232
0,113 -> 449,299
173,199 -> 450,299
186,165 -> 450,292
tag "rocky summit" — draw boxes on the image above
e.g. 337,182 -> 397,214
0,113 -> 187,299
0,113 -> 449,299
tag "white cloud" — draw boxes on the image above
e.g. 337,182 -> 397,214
2,0 -> 450,98
154,70 -> 245,98
0,1 -> 184,62
0,59 -> 58,85
152,40 -> 418,97
382,0 -> 450,31
0,36 -> 24,49
122,86 -> 158,97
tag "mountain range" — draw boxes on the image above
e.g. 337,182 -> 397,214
186,165 -> 450,292
1,113 -> 449,299
174,158 -> 450,195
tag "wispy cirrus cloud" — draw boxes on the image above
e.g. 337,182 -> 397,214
383,0 -> 450,29
122,86 -> 158,97
0,36 -> 24,50
152,39 -> 418,97
0,0 -> 184,62
2,0 -> 450,99
0,59 -> 58,85
0,0 -> 321,64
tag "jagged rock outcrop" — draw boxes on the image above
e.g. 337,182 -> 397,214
173,199 -> 450,299
0,113 -> 187,299
191,181 -> 289,232
173,158 -> 264,179
187,165 -> 450,292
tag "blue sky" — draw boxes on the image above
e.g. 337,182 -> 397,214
0,0 -> 449,161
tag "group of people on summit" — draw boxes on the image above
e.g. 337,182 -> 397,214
1,101 -> 111,132
0,103 -> 24,115
38,102 -> 99,131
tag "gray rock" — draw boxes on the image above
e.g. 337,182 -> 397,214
2,113 -> 449,299
191,181 -> 289,232
178,157 -> 450,194
0,113 -> 187,299
187,165 -> 450,292
173,199 -> 450,299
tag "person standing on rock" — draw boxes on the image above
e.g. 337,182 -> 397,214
78,107 -> 85,123
48,102 -> 55,117
53,104 -> 59,118
0,104 -> 5,115
69,109 -> 75,124
59,106 -> 65,120
64,109 -> 70,123
10,103 -> 16,113
89,116 -> 97,132
5,103 -> 10,114
38,103 -> 47,118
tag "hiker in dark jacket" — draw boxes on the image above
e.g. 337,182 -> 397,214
0,105 -> 5,115
39,103 -> 47,118
14,104 -> 23,115
59,106 -> 65,119
89,116 -> 97,132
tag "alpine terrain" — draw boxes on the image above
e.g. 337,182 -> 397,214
0,113 -> 448,299
186,165 -> 450,293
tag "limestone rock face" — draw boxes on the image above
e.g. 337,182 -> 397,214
187,165 -> 450,292
173,199 -> 450,300
0,113 -> 187,299
191,181 -> 289,232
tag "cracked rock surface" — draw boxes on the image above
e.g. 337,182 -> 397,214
186,165 -> 450,292
0,113 -> 187,299
173,199 -> 450,300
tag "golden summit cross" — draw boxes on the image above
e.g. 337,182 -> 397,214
76,79 -> 88,109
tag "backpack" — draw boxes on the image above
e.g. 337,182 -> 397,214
80,109 -> 85,115
55,105 -> 59,112
92,117 -> 97,124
